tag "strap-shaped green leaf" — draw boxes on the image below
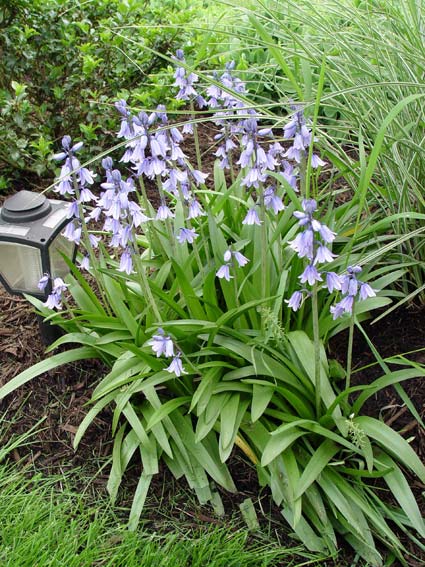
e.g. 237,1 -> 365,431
375,452 -> 425,537
0,346 -> 97,401
140,402 -> 173,459
190,366 -> 222,414
145,396 -> 191,431
294,439 -> 339,500
354,416 -> 425,482
262,429 -> 307,467
74,390 -> 116,450
251,382 -> 275,422
128,473 -> 153,532
171,411 -> 236,492
171,258 -> 206,320
219,398 -> 249,463
92,353 -> 146,400
122,404 -> 158,476
107,424 -> 127,504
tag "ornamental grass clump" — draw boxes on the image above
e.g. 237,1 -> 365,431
1,53 -> 425,566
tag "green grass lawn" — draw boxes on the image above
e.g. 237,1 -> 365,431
0,462 -> 327,567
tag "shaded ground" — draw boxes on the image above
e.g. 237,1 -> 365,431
1,285 -> 424,566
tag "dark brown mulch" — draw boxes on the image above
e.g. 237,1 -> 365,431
1,284 -> 425,565
329,305 -> 425,462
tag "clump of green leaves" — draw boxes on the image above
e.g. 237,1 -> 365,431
1,55 -> 424,567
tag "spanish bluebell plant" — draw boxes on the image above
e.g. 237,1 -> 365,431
1,54 -> 424,566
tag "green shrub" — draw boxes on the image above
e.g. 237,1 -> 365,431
0,0 -> 216,188
212,0 -> 425,300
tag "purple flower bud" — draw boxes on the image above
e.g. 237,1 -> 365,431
359,282 -> 376,301
166,353 -> 188,377
44,291 -> 62,310
285,290 -> 303,311
177,228 -> 198,244
318,224 -> 336,243
242,208 -> 262,226
348,265 -> 362,274
302,199 -> 317,214
61,135 -> 72,150
88,206 -> 102,222
283,146 -> 301,162
156,204 -> 175,221
43,277 -> 69,310
63,222 -> 82,245
148,328 -> 174,358
187,199 -> 205,219
264,187 -> 284,214
38,274 -> 50,292
289,229 -> 314,260
233,251 -> 249,267
56,276 -> 68,291
79,186 -> 97,203
115,99 -> 129,116
118,249 -> 133,275
314,244 -> 336,265
53,151 -> 67,161
330,302 -> 345,320
311,154 -> 326,168
66,200 -> 80,219
88,234 -> 100,249
79,255 -> 90,271
326,272 -> 342,293
340,294 -> 354,313
299,264 -> 323,286
283,119 -> 297,139
102,157 -> 113,170
191,170 -> 208,185
72,141 -> 84,153
216,264 -> 232,281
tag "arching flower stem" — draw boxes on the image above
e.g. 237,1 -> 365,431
346,303 -> 356,391
311,283 -> 321,417
189,100 -> 203,172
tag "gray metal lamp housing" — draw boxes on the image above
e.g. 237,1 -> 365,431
0,190 -> 76,300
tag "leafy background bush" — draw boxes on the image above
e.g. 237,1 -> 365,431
0,0 -> 217,190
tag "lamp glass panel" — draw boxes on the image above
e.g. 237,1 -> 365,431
0,242 -> 43,293
49,233 -> 75,278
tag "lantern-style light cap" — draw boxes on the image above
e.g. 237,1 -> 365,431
0,190 -> 52,223
0,190 -> 76,299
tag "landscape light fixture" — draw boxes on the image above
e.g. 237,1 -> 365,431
0,190 -> 75,341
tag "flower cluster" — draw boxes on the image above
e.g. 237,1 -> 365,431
216,248 -> 249,281
283,107 -> 326,168
53,135 -> 95,197
285,200 -> 377,317
330,266 -> 376,319
114,99 -> 207,236
286,199 -> 337,311
38,275 -> 69,310
200,64 -> 322,229
147,328 -> 188,377
95,166 -> 149,274
173,49 -> 206,109
52,135 -> 101,269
